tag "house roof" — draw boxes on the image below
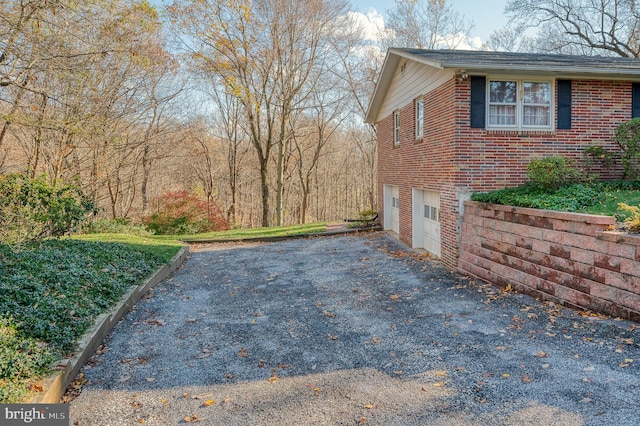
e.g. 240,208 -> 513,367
365,48 -> 640,123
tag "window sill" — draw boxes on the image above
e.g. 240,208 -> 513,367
485,129 -> 556,137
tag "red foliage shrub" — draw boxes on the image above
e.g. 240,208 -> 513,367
144,190 -> 229,235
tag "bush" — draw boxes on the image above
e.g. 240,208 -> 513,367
0,316 -> 54,403
80,217 -> 151,236
0,174 -> 94,248
526,156 -> 580,190
144,190 -> 229,235
614,118 -> 640,179
618,203 -> 640,232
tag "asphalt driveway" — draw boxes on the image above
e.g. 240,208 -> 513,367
69,233 -> 640,425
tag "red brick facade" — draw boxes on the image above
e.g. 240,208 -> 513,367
378,77 -> 633,269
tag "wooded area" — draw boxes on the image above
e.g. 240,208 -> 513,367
3,0 -> 638,231
0,0 -> 378,229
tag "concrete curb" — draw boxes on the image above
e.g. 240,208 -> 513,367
181,225 -> 383,244
28,246 -> 190,404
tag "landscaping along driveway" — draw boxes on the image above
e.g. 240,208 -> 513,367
69,233 -> 640,425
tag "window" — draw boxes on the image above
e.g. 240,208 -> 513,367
487,79 -> 552,129
415,98 -> 424,139
392,196 -> 399,209
423,204 -> 439,222
393,110 -> 400,145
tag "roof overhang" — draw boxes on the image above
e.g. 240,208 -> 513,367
364,48 -> 640,124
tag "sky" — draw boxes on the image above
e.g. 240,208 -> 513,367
351,0 -> 510,45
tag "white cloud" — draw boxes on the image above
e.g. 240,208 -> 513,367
347,9 -> 386,42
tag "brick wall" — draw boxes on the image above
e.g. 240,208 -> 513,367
459,201 -> 640,321
377,76 -> 633,269
455,79 -> 629,191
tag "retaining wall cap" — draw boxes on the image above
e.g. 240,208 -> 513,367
464,201 -> 615,225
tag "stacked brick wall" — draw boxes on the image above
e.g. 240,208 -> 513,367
459,201 -> 640,321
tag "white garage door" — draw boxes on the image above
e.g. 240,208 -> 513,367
384,185 -> 400,234
412,189 -> 441,257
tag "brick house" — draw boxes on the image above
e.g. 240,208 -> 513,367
365,48 -> 640,270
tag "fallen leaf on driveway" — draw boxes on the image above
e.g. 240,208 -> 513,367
183,415 -> 205,423
117,374 -> 132,383
522,374 -> 532,383
192,393 -> 214,400
534,351 -> 548,358
237,348 -> 248,357
323,311 -> 336,317
202,399 -> 215,407
363,404 -> 374,409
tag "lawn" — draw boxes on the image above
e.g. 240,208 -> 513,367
169,222 -> 328,241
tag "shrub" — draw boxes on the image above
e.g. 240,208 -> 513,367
0,174 -> 94,248
526,156 -> 580,190
144,190 -> 229,235
617,203 -> 640,232
0,316 -> 54,403
80,217 -> 151,236
614,118 -> 640,179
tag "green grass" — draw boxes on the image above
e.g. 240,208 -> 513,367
582,189 -> 640,220
71,233 -> 183,263
172,222 -> 328,241
0,236 -> 182,403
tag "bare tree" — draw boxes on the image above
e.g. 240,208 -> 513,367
382,0 -> 474,50
505,0 -> 640,57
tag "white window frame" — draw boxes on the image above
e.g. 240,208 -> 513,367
487,77 -> 554,131
393,110 -> 400,145
415,98 -> 424,139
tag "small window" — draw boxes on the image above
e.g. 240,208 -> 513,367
423,204 -> 440,222
392,197 -> 399,208
393,110 -> 400,145
488,79 -> 552,130
415,98 -> 424,139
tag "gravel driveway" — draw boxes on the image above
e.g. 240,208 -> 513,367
69,233 -> 640,425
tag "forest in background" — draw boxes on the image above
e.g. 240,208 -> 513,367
3,0 -> 639,231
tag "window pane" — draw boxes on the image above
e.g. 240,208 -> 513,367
489,81 -> 517,103
489,105 -> 516,125
523,106 -> 550,126
523,82 -> 550,104
415,99 -> 424,137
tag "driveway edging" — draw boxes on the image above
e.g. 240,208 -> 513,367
28,246 -> 189,404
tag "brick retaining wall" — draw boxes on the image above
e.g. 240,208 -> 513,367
458,201 -> 640,322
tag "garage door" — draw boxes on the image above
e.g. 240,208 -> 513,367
384,185 -> 400,234
412,189 -> 441,257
